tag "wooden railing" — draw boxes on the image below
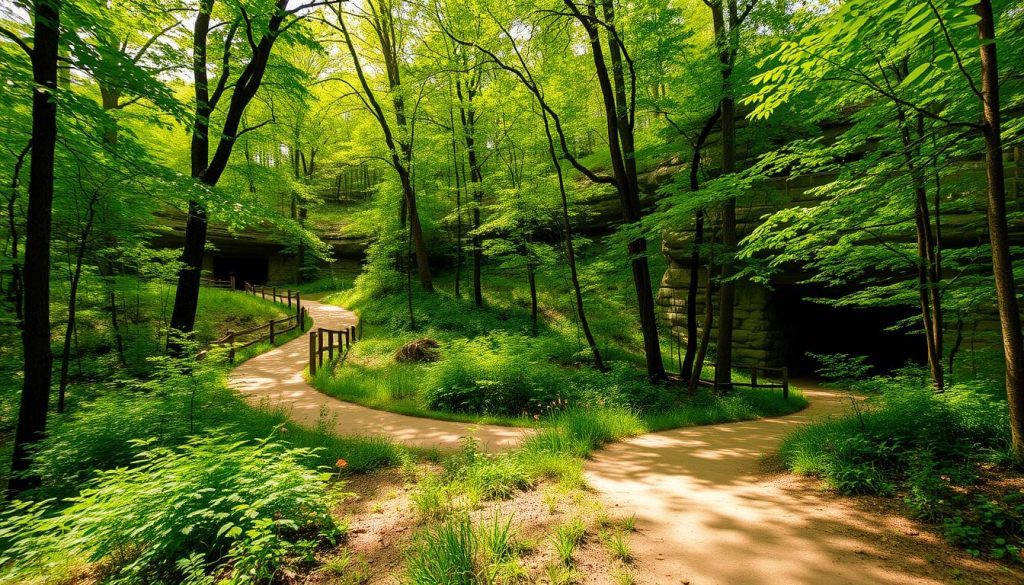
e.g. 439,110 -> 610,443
700,364 -> 790,399
244,282 -> 301,310
308,322 -> 359,376
192,280 -> 307,363
200,275 -> 236,289
211,307 -> 309,363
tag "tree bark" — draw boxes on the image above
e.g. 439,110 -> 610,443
711,0 -> 738,391
456,75 -> 484,306
10,0 -> 61,496
681,108 -> 721,383
570,0 -> 664,380
976,0 -> 1024,455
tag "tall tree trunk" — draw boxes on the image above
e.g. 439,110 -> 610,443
976,0 -> 1024,455
10,0 -> 61,496
895,107 -> 945,391
527,262 -> 538,336
711,0 -> 738,391
58,191 -> 98,412
334,5 -> 433,292
689,237 -> 717,395
571,0 -> 664,380
170,0 -> 295,345
681,108 -> 721,382
448,88 -> 464,298
456,78 -> 484,306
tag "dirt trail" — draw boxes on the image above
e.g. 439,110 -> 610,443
228,300 -> 529,451
585,383 -> 1020,585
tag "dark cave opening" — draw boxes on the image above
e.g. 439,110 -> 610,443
213,256 -> 269,289
774,284 -> 927,376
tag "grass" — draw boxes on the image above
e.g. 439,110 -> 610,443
404,512 -> 524,585
310,265 -> 807,437
779,379 -> 1022,560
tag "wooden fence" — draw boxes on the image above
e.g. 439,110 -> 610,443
212,308 -> 309,363
200,275 -> 236,289
308,322 -> 359,376
245,282 -> 301,310
700,364 -> 790,399
194,279 -> 307,363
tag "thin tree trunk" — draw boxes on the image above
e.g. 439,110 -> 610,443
681,108 -> 721,382
6,140 -> 30,324
334,7 -> 433,292
712,0 -> 738,390
456,77 -> 484,306
10,0 -> 61,496
976,0 -> 1024,455
689,238 -> 717,395
448,90 -> 464,298
109,288 -> 126,366
58,191 -> 98,412
541,110 -> 605,370
895,109 -> 945,391
528,263 -> 538,336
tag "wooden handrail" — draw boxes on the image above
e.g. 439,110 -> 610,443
308,319 -> 359,376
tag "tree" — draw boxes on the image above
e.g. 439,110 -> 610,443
169,0 -> 320,347
326,0 -> 434,292
9,0 -> 60,495
556,0 -> 667,381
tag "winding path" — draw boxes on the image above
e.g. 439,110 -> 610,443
228,300 -> 528,451
230,300 -> 1019,584
585,385 -> 1019,585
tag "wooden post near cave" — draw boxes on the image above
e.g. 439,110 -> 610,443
268,319 -> 275,345
308,331 -> 317,376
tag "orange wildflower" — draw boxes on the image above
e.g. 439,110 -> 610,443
336,458 -> 348,468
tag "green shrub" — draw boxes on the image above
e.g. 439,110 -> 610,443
1,434 -> 338,584
780,381 -> 1020,558
425,334 -> 567,416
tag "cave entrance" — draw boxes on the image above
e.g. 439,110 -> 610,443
774,283 -> 926,376
213,256 -> 269,289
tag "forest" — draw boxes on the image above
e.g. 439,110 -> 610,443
1,0 -> 1024,583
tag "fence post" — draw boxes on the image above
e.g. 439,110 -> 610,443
229,275 -> 236,289
751,368 -> 758,389
300,307 -> 307,332
269,319 -> 275,345
309,331 -> 317,376
227,330 -> 235,364
287,290 -> 292,309
349,325 -> 356,346
272,286 -> 277,302
296,291 -> 302,324
317,328 -> 324,367
328,331 -> 335,361
261,286 -> 265,300
342,329 -> 350,350
782,366 -> 789,400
